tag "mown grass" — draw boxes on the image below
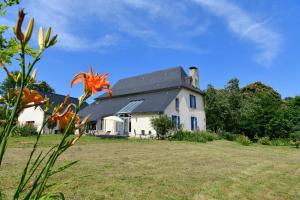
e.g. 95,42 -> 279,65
1,135 -> 300,199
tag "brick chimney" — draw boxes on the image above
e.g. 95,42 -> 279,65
189,66 -> 199,88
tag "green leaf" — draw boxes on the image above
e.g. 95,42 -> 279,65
49,160 -> 79,176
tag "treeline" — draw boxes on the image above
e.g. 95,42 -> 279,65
205,79 -> 300,139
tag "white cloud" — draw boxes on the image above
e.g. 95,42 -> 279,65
192,0 -> 283,66
2,0 -> 283,66
20,0 -> 208,51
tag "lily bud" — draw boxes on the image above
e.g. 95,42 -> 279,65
16,72 -> 22,82
24,18 -> 34,44
44,27 -> 52,45
38,27 -> 44,50
16,9 -> 25,42
48,34 -> 57,47
31,68 -> 37,80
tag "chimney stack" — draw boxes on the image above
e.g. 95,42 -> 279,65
189,66 -> 199,88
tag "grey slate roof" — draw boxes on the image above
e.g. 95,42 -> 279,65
79,89 -> 180,121
79,66 -> 203,121
95,66 -> 202,100
40,92 -> 88,114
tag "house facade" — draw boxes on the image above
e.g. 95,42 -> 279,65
79,66 -> 206,137
18,92 -> 87,133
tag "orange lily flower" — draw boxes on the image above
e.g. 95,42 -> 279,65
71,66 -> 112,96
18,88 -> 47,109
50,108 -> 80,129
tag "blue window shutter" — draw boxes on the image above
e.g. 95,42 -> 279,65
171,115 -> 177,122
190,95 -> 196,108
191,117 -> 193,130
178,116 -> 180,129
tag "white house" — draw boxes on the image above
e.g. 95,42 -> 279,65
79,66 -> 206,138
18,93 -> 88,133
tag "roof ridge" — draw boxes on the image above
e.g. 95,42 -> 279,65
116,66 -> 184,81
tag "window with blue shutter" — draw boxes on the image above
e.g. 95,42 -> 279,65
191,117 -> 198,130
171,115 -> 177,122
189,95 -> 196,108
172,115 -> 181,129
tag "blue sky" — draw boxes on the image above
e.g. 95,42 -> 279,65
1,0 -> 300,102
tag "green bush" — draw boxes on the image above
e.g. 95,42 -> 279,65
171,131 -> 219,143
197,131 -> 220,141
236,135 -> 251,146
151,115 -> 175,140
290,131 -> 300,148
258,136 -> 271,145
12,124 -> 38,137
270,139 -> 291,146
222,132 -> 237,141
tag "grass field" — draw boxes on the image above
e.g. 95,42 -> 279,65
1,135 -> 300,200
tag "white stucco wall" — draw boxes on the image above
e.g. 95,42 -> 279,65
18,106 -> 45,132
103,119 -> 124,135
164,88 -> 206,131
130,113 -> 158,137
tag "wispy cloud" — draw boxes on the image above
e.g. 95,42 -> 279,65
21,0 -> 208,52
192,0 -> 283,66
3,0 -> 283,66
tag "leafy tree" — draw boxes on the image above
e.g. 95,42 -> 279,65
224,78 -> 242,133
239,82 -> 283,138
0,0 -> 20,64
205,79 -> 296,139
284,96 -> 300,132
0,70 -> 55,96
151,115 -> 175,140
205,84 -> 229,133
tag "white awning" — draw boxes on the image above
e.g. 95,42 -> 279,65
103,116 -> 124,123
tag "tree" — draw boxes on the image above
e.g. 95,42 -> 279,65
284,96 -> 300,132
205,84 -> 230,133
0,0 -> 20,64
239,82 -> 283,138
224,78 -> 242,133
205,79 -> 295,139
151,115 -> 175,140
0,70 -> 55,96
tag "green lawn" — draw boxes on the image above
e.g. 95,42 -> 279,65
1,135 -> 300,200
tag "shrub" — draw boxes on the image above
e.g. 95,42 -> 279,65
151,115 -> 175,140
171,131 -> 219,143
236,135 -> 251,146
197,131 -> 220,141
290,131 -> 300,148
222,132 -> 237,141
271,139 -> 291,146
258,136 -> 271,145
12,124 -> 38,137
